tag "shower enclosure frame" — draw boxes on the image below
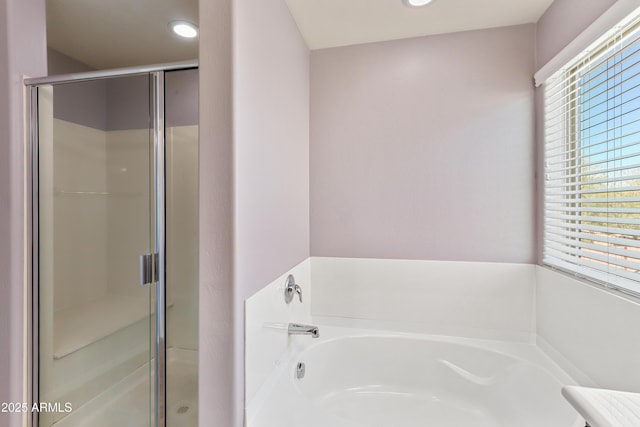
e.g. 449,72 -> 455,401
24,59 -> 198,427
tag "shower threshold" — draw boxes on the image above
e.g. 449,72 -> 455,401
52,348 -> 197,427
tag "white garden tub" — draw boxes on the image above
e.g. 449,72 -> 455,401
248,326 -> 583,427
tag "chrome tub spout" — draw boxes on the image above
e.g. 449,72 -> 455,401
288,323 -> 320,338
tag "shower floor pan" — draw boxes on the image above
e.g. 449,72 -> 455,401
53,348 -> 197,427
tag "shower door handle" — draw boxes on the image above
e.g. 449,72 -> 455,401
140,253 -> 158,286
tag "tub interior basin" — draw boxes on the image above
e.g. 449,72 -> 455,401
293,336 -> 581,427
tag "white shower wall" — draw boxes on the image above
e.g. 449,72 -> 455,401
53,119 -> 109,311
50,121 -> 199,339
40,117 -> 198,424
166,125 -> 199,351
104,128 -> 152,300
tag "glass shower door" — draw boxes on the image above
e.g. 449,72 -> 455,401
34,74 -> 157,427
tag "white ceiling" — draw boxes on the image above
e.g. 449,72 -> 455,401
47,0 -> 198,69
284,0 -> 555,50
47,0 -> 554,69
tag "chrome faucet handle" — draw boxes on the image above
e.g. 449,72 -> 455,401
284,274 -> 302,304
294,284 -> 302,303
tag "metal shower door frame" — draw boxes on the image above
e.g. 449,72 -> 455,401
25,60 -> 197,427
152,70 -> 167,427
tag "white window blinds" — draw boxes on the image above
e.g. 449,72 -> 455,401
544,7 -> 640,296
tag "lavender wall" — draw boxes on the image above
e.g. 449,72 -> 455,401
310,25 -> 536,263
48,48 -> 94,74
48,50 -> 198,131
535,0 -> 616,68
165,69 -> 199,128
234,0 -> 309,301
49,50 -> 109,130
105,71 -> 198,130
0,8 -> 11,427
233,0 -> 310,420
0,0 -> 47,426
198,0 -> 235,425
105,75 -> 150,130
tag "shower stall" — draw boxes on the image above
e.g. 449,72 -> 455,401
26,62 -> 199,427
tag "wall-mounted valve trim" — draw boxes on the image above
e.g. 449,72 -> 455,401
284,274 -> 302,303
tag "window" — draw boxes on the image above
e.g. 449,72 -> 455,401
544,9 -> 640,296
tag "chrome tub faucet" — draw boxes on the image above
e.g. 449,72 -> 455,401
288,323 -> 320,338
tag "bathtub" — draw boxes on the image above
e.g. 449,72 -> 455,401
247,326 -> 583,427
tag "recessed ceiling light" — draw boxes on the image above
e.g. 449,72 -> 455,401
170,21 -> 198,39
403,0 -> 434,6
